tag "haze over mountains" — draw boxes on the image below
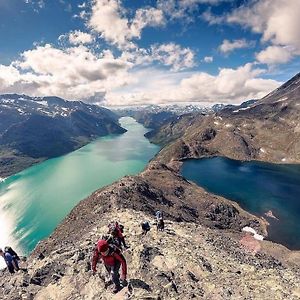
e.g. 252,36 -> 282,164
0,94 -> 126,178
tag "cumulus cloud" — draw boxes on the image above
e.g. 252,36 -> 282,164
0,44 -> 132,101
227,0 -> 300,61
68,30 -> 94,45
121,43 -> 195,71
219,39 -> 254,54
88,0 -> 164,48
105,63 -> 281,106
256,46 -> 294,65
150,43 -> 195,71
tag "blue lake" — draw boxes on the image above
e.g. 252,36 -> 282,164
0,117 -> 160,264
181,157 -> 300,250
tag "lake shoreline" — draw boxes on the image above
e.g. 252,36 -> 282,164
180,156 -> 300,251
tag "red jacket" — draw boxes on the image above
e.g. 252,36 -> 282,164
92,247 -> 127,279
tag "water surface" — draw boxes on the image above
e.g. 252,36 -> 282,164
182,157 -> 300,250
0,117 -> 160,260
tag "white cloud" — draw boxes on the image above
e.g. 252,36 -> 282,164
105,63 -> 281,106
227,0 -> 300,59
68,30 -> 94,45
88,0 -> 164,48
219,39 -> 254,54
256,46 -> 294,65
203,56 -> 213,63
150,43 -> 195,71
0,45 -> 280,106
0,44 -> 132,101
121,43 -> 195,71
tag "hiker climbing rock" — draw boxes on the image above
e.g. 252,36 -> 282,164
0,247 -> 20,274
141,221 -> 151,235
108,221 -> 129,249
92,239 -> 128,293
155,210 -> 164,231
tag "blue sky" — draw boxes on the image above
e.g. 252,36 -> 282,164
0,0 -> 299,106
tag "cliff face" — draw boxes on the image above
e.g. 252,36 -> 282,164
1,166 -> 300,299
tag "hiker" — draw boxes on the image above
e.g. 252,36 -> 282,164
4,246 -> 20,261
155,210 -> 164,231
0,248 -> 19,274
92,239 -> 127,293
108,222 -> 129,249
141,221 -> 151,235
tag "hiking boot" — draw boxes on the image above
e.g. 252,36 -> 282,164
112,285 -> 121,293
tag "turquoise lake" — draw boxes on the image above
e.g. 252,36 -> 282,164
0,117 -> 160,259
182,157 -> 300,250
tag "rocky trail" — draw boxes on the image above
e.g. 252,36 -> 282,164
1,202 -> 300,299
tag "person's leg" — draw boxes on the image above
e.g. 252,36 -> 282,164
13,258 -> 19,271
7,263 -> 15,274
111,262 -> 121,293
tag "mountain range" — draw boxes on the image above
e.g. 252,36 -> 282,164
1,73 -> 300,299
0,94 -> 126,178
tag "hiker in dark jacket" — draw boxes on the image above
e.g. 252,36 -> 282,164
141,221 -> 151,235
108,222 -> 129,249
0,248 -> 19,273
155,210 -> 164,231
92,239 -> 127,293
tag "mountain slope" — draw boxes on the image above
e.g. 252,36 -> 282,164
0,94 -> 126,177
154,72 -> 300,166
1,166 -> 299,299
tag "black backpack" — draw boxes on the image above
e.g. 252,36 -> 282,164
101,234 -> 122,252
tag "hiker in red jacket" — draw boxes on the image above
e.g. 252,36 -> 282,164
92,239 -> 127,293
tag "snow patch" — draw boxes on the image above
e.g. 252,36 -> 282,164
1,99 -> 15,104
17,108 -> 25,115
242,227 -> 264,240
276,97 -> 288,103
233,107 -> 250,113
260,148 -> 266,153
214,121 -> 220,126
225,123 -> 233,128
36,100 -> 48,107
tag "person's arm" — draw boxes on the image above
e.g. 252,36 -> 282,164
91,248 -> 99,273
114,253 -> 127,280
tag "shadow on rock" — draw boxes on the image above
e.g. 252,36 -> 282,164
128,278 -> 151,291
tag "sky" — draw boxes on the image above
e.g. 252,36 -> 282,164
0,0 -> 299,107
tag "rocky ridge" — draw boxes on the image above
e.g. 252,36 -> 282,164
1,74 -> 300,299
1,166 -> 300,299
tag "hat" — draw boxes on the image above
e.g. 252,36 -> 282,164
97,240 -> 109,253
